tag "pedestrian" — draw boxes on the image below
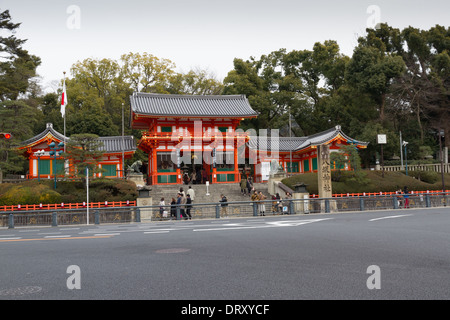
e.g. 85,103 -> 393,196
284,192 -> 292,214
275,193 -> 283,214
185,194 -> 192,220
180,192 -> 187,218
187,185 -> 195,202
219,194 -> 228,218
190,171 -> 196,184
183,172 -> 190,185
247,177 -> 253,196
170,197 -> 177,219
159,197 -> 166,220
403,186 -> 410,208
179,187 -> 185,197
176,193 -> 182,219
271,195 -> 277,214
258,191 -> 266,216
240,176 -> 247,195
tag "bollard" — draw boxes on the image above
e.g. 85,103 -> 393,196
215,205 -> 220,219
393,195 -> 399,209
252,202 -> 258,216
289,199 -> 294,215
325,199 -> 330,213
425,194 -> 431,208
176,206 -> 181,220
94,210 -> 100,225
359,198 -> 365,211
52,212 -> 58,227
135,208 -> 141,223
8,214 -> 14,229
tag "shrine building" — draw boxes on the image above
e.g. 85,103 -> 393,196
18,123 -> 136,179
130,93 -> 368,185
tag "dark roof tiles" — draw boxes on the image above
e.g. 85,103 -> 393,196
130,93 -> 258,118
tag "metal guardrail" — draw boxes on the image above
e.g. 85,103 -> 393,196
1,192 -> 449,228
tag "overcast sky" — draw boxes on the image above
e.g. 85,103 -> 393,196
2,0 -> 449,92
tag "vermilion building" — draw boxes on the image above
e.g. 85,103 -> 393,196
129,93 -> 368,185
19,123 -> 136,179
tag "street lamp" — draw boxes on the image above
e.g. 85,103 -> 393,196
49,141 -> 64,189
33,149 -> 45,182
403,141 -> 409,176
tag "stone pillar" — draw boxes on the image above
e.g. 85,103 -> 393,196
136,186 -> 153,221
317,144 -> 335,212
293,183 -> 310,214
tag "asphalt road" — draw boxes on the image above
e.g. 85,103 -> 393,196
1,207 -> 449,301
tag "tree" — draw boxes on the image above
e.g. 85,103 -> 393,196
346,25 -> 406,122
0,9 -> 41,101
64,134 -> 104,183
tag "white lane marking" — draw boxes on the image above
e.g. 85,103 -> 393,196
94,233 -> 120,236
0,237 -> 22,240
44,235 -> 71,238
369,214 -> 413,222
193,218 -> 331,232
143,231 -> 170,234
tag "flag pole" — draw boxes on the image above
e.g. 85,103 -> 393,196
63,71 -> 66,154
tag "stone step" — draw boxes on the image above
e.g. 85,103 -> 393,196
149,183 -> 269,204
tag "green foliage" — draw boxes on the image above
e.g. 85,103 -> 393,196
282,171 -> 450,195
0,181 -> 61,205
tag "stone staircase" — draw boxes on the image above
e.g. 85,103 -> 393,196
149,182 -> 269,205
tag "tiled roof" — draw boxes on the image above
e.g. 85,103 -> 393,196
98,136 -> 136,153
248,125 -> 369,152
130,92 -> 258,118
20,123 -> 136,153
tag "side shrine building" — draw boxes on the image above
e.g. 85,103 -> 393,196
130,92 -> 368,185
18,123 -> 136,179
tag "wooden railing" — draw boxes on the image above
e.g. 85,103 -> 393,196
0,200 -> 136,212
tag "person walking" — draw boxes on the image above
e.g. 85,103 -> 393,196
180,192 -> 187,218
240,176 -> 247,195
258,191 -> 266,216
170,197 -> 177,219
185,194 -> 192,220
159,197 -> 166,220
187,186 -> 195,203
403,186 -> 410,208
247,177 -> 253,196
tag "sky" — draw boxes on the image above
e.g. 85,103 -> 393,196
2,0 -> 449,93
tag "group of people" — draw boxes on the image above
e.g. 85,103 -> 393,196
159,186 -> 196,220
182,168 -> 208,185
250,190 -> 292,216
239,176 -> 254,196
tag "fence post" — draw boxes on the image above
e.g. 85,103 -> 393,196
135,208 -> 141,223
393,195 -> 399,209
252,202 -> 258,216
289,199 -> 294,215
359,198 -> 365,211
425,194 -> 430,208
8,214 -> 14,229
215,205 -> 220,219
52,212 -> 58,227
94,210 -> 100,225
325,199 -> 330,213
176,206 -> 181,220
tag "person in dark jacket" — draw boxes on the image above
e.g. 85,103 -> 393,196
219,194 -> 228,218
185,194 -> 192,220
